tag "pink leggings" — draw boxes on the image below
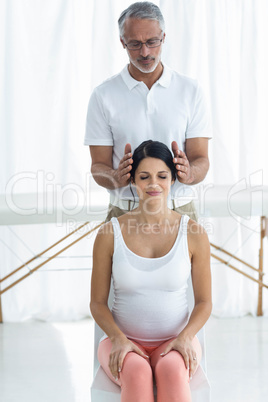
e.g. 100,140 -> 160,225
98,336 -> 202,402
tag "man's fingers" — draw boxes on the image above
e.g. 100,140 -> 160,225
118,172 -> 131,184
173,151 -> 180,158
173,156 -> 187,165
171,140 -> 180,157
175,164 -> 188,173
119,165 -> 132,178
119,157 -> 133,169
115,163 -> 132,186
124,143 -> 132,155
114,172 -> 131,187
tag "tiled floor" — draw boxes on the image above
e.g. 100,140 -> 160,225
0,315 -> 267,402
206,315 -> 268,402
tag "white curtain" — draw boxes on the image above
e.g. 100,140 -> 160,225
1,0 -> 268,321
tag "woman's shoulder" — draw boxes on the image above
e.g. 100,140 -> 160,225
97,220 -> 114,235
187,218 -> 210,252
94,221 -> 114,253
187,217 -> 209,236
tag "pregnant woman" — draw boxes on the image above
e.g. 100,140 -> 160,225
90,140 -> 212,402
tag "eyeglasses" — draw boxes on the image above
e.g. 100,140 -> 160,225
124,38 -> 163,50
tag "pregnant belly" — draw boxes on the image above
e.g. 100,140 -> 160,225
112,291 -> 189,344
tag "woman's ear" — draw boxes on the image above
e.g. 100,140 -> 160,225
131,176 -> 135,185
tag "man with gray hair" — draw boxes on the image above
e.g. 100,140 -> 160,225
84,1 -> 212,221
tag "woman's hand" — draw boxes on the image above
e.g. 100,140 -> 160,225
109,335 -> 149,380
160,334 -> 198,379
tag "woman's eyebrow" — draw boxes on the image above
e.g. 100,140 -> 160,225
139,170 -> 169,174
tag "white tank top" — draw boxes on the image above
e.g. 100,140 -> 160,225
110,215 -> 191,346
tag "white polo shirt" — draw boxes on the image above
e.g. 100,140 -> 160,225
84,64 -> 212,205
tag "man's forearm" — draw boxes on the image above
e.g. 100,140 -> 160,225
189,157 -> 209,185
91,163 -> 122,190
91,163 -> 118,189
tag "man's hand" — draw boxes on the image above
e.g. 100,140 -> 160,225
113,143 -> 133,187
172,141 -> 194,184
90,144 -> 133,190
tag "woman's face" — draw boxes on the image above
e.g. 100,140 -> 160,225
132,157 -> 174,202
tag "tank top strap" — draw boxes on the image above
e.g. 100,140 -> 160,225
110,217 -> 123,251
181,214 -> 190,232
179,214 -> 190,262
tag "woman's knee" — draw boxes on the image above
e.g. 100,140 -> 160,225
121,352 -> 153,385
120,354 -> 155,402
155,351 -> 189,383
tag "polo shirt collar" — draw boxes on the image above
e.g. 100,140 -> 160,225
120,63 -> 171,90
158,63 -> 171,88
121,65 -> 140,90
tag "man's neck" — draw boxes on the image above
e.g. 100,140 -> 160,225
128,62 -> 164,90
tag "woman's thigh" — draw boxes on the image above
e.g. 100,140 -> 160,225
97,337 -> 151,386
149,336 -> 202,377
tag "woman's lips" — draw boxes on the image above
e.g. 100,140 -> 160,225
146,191 -> 161,196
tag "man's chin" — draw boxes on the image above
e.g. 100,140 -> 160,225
132,60 -> 159,74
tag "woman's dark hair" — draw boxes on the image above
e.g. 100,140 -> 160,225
131,140 -> 177,181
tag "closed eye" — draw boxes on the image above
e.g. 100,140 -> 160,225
147,39 -> 159,46
128,41 -> 140,47
140,176 -> 168,180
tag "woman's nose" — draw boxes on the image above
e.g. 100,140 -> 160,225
148,178 -> 158,187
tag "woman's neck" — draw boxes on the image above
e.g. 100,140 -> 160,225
134,202 -> 173,225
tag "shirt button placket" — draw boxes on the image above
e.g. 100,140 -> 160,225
146,89 -> 154,114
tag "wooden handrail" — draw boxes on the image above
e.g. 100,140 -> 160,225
210,242 -> 261,274
211,252 -> 268,289
257,216 -> 266,315
0,221 -> 90,283
0,222 -> 104,295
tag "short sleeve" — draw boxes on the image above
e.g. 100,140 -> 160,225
84,89 -> 114,146
186,85 -> 212,139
